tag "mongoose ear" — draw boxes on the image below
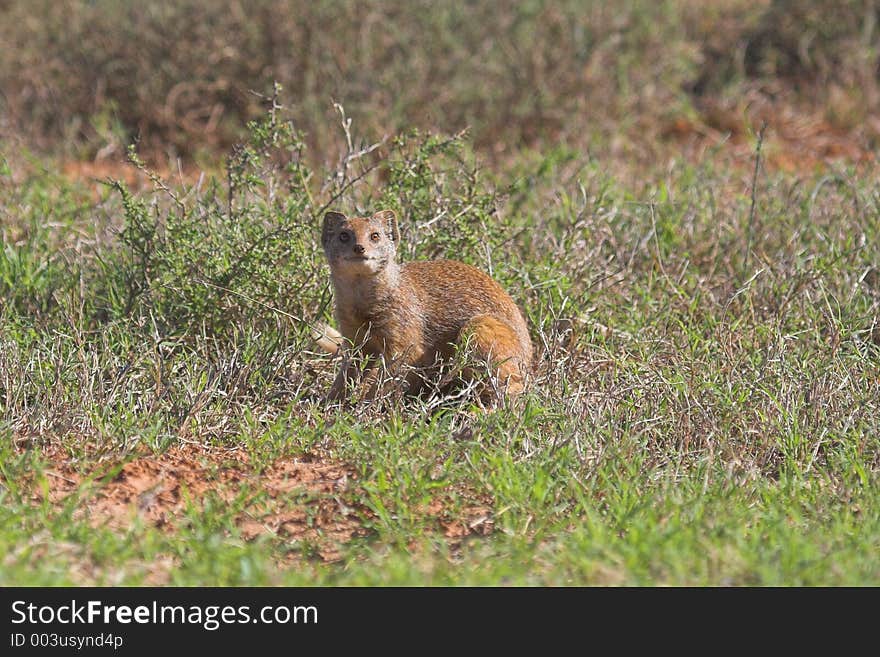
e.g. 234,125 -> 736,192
373,210 -> 399,243
322,211 -> 347,245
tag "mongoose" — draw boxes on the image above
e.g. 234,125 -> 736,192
320,209 -> 532,403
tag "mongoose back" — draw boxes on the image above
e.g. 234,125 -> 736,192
321,210 -> 532,403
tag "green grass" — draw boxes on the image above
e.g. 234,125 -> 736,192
3,414 -> 877,585
1,101 -> 878,585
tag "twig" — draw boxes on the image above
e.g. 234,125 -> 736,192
744,122 -> 766,269
126,146 -> 186,212
43,470 -> 78,485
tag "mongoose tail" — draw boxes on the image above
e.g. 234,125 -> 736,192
311,322 -> 345,356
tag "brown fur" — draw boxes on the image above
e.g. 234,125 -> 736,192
321,210 -> 532,403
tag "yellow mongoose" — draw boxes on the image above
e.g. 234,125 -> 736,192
320,210 -> 532,403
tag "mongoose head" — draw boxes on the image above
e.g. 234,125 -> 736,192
322,210 -> 399,276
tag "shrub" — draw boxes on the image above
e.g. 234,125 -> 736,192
100,91 -> 515,346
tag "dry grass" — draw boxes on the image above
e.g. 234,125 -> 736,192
1,0 -> 877,166
1,1 -> 878,585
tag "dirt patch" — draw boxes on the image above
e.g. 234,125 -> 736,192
424,496 -> 495,539
666,92 -> 876,174
33,443 -> 367,563
22,440 -> 499,565
60,159 -> 204,199
57,93 -> 878,197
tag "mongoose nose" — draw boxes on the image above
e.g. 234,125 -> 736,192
353,244 -> 365,254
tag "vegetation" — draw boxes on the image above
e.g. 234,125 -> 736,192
1,0 -> 878,585
2,0 -> 878,160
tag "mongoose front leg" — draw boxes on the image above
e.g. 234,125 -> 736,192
358,360 -> 384,402
357,345 -> 427,402
328,354 -> 388,403
327,354 -> 359,402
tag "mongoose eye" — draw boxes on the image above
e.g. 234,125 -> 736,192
339,232 -> 350,243
370,232 -> 381,242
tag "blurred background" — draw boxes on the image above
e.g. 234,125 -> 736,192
1,0 -> 877,174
